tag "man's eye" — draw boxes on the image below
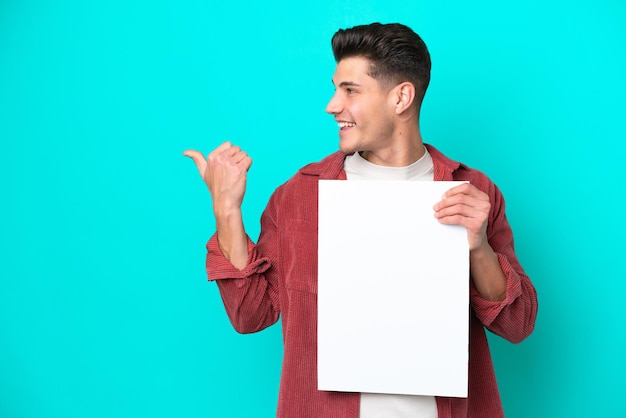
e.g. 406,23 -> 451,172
346,88 -> 355,94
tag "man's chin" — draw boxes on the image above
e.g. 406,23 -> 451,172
338,141 -> 358,155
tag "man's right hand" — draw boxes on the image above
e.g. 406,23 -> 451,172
184,142 -> 252,269
183,142 -> 252,216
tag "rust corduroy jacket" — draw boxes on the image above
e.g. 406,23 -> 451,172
206,144 -> 538,418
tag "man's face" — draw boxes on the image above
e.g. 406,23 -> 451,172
326,56 -> 396,155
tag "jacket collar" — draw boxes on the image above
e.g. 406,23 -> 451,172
426,144 -> 462,181
298,144 -> 463,181
299,151 -> 348,179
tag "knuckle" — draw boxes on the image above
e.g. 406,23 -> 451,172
208,149 -> 221,162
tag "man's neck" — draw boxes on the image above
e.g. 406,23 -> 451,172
359,133 -> 425,167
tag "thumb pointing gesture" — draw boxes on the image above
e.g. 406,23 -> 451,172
183,142 -> 252,213
183,143 -> 252,269
183,149 -> 208,180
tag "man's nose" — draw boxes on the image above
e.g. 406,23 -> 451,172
325,92 -> 341,115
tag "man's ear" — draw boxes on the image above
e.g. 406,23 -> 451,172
391,82 -> 416,114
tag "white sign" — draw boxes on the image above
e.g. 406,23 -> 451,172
318,180 -> 469,397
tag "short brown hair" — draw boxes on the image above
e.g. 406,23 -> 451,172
331,23 -> 431,100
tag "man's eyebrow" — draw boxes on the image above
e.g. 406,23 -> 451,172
331,80 -> 362,88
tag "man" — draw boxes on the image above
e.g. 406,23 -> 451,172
184,23 -> 537,418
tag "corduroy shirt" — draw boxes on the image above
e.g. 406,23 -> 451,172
206,144 -> 538,418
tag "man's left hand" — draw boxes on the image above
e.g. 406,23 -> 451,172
433,183 -> 490,251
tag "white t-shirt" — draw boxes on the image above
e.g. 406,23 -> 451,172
343,149 -> 438,418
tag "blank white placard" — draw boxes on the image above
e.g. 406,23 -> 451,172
318,180 -> 469,397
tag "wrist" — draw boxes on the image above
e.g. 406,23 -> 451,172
213,196 -> 243,220
470,241 -> 495,261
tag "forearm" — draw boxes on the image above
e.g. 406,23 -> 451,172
463,181 -> 537,342
206,195 -> 281,334
470,242 -> 507,302
206,234 -> 279,333
214,206 -> 249,270
469,211 -> 538,343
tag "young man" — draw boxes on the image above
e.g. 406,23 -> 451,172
185,23 -> 537,418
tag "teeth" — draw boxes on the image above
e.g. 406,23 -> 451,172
338,122 -> 356,128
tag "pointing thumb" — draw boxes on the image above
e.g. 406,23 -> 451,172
183,150 -> 207,176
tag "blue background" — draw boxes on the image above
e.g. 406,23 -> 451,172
1,1 -> 625,417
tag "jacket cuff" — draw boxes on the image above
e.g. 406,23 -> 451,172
470,253 -> 523,326
205,233 -> 271,281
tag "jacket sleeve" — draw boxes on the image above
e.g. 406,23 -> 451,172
205,192 -> 281,334
470,182 -> 538,344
